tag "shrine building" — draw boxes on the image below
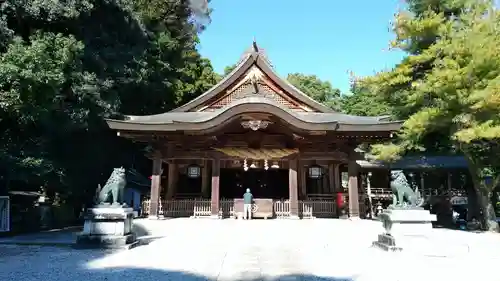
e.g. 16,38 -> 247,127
105,42 -> 402,219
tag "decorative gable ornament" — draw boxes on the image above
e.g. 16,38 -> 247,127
245,67 -> 264,84
241,120 -> 271,131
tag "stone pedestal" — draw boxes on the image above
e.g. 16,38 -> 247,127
373,208 -> 436,251
76,207 -> 136,249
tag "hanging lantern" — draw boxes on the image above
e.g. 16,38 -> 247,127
243,159 -> 248,171
264,159 -> 269,170
308,165 -> 324,179
187,165 -> 201,178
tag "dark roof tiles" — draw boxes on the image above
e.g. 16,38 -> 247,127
124,97 -> 391,125
106,41 -> 403,133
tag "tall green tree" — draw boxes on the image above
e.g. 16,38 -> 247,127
361,0 -> 500,231
341,85 -> 394,116
0,0 -> 218,209
222,64 -> 237,76
287,73 -> 341,111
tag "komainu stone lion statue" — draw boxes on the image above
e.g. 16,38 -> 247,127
390,170 -> 423,208
96,167 -> 127,206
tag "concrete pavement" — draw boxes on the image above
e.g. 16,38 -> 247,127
1,218 -> 499,281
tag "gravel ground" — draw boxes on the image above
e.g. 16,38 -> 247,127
0,219 -> 498,281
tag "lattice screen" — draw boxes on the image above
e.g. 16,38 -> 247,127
209,83 -> 251,108
206,82 -> 305,111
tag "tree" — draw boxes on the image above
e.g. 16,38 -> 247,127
360,0 -> 500,231
0,0 -> 218,211
223,64 -> 237,76
341,85 -> 394,116
127,0 -> 218,114
287,73 -> 341,111
0,32 -> 104,183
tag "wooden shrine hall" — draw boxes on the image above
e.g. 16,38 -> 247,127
105,41 -> 402,219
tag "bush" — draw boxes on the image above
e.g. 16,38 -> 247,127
10,205 -> 40,233
51,204 -> 78,228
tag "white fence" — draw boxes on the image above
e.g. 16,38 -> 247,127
142,198 -> 337,219
0,196 -> 10,232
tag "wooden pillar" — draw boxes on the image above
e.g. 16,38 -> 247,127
210,158 -> 220,217
328,163 -> 335,193
300,162 -> 307,199
166,163 -> 177,199
149,153 -> 162,219
348,157 -> 360,218
366,172 -> 374,218
297,161 -> 301,199
322,166 -> 329,193
289,158 -> 299,218
334,163 -> 341,191
201,160 -> 210,198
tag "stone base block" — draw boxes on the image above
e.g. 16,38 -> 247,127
374,208 -> 437,251
76,233 -> 137,249
391,221 -> 434,237
76,207 -> 136,249
372,234 -> 402,252
380,208 -> 437,237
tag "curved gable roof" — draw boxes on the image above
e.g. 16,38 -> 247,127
106,97 -> 402,132
171,41 -> 334,113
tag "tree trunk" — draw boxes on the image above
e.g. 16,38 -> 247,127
476,184 -> 498,231
466,161 -> 499,232
464,173 -> 480,221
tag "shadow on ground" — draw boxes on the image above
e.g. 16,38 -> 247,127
132,221 -> 150,236
86,267 -> 354,281
0,219 -> 161,247
132,221 -> 168,245
0,244 -> 354,281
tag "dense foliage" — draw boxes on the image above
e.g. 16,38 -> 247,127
359,0 -> 500,231
286,73 -> 341,111
340,85 -> 394,116
0,0 -> 218,210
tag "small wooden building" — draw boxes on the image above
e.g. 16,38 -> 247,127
105,42 -> 402,219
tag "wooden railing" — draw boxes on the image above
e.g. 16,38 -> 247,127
368,188 -> 393,198
174,193 -> 203,199
274,200 -> 290,218
0,196 -> 10,232
141,198 -> 337,219
306,194 -> 334,200
301,199 -> 336,218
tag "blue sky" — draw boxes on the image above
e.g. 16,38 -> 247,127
197,0 -> 407,94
